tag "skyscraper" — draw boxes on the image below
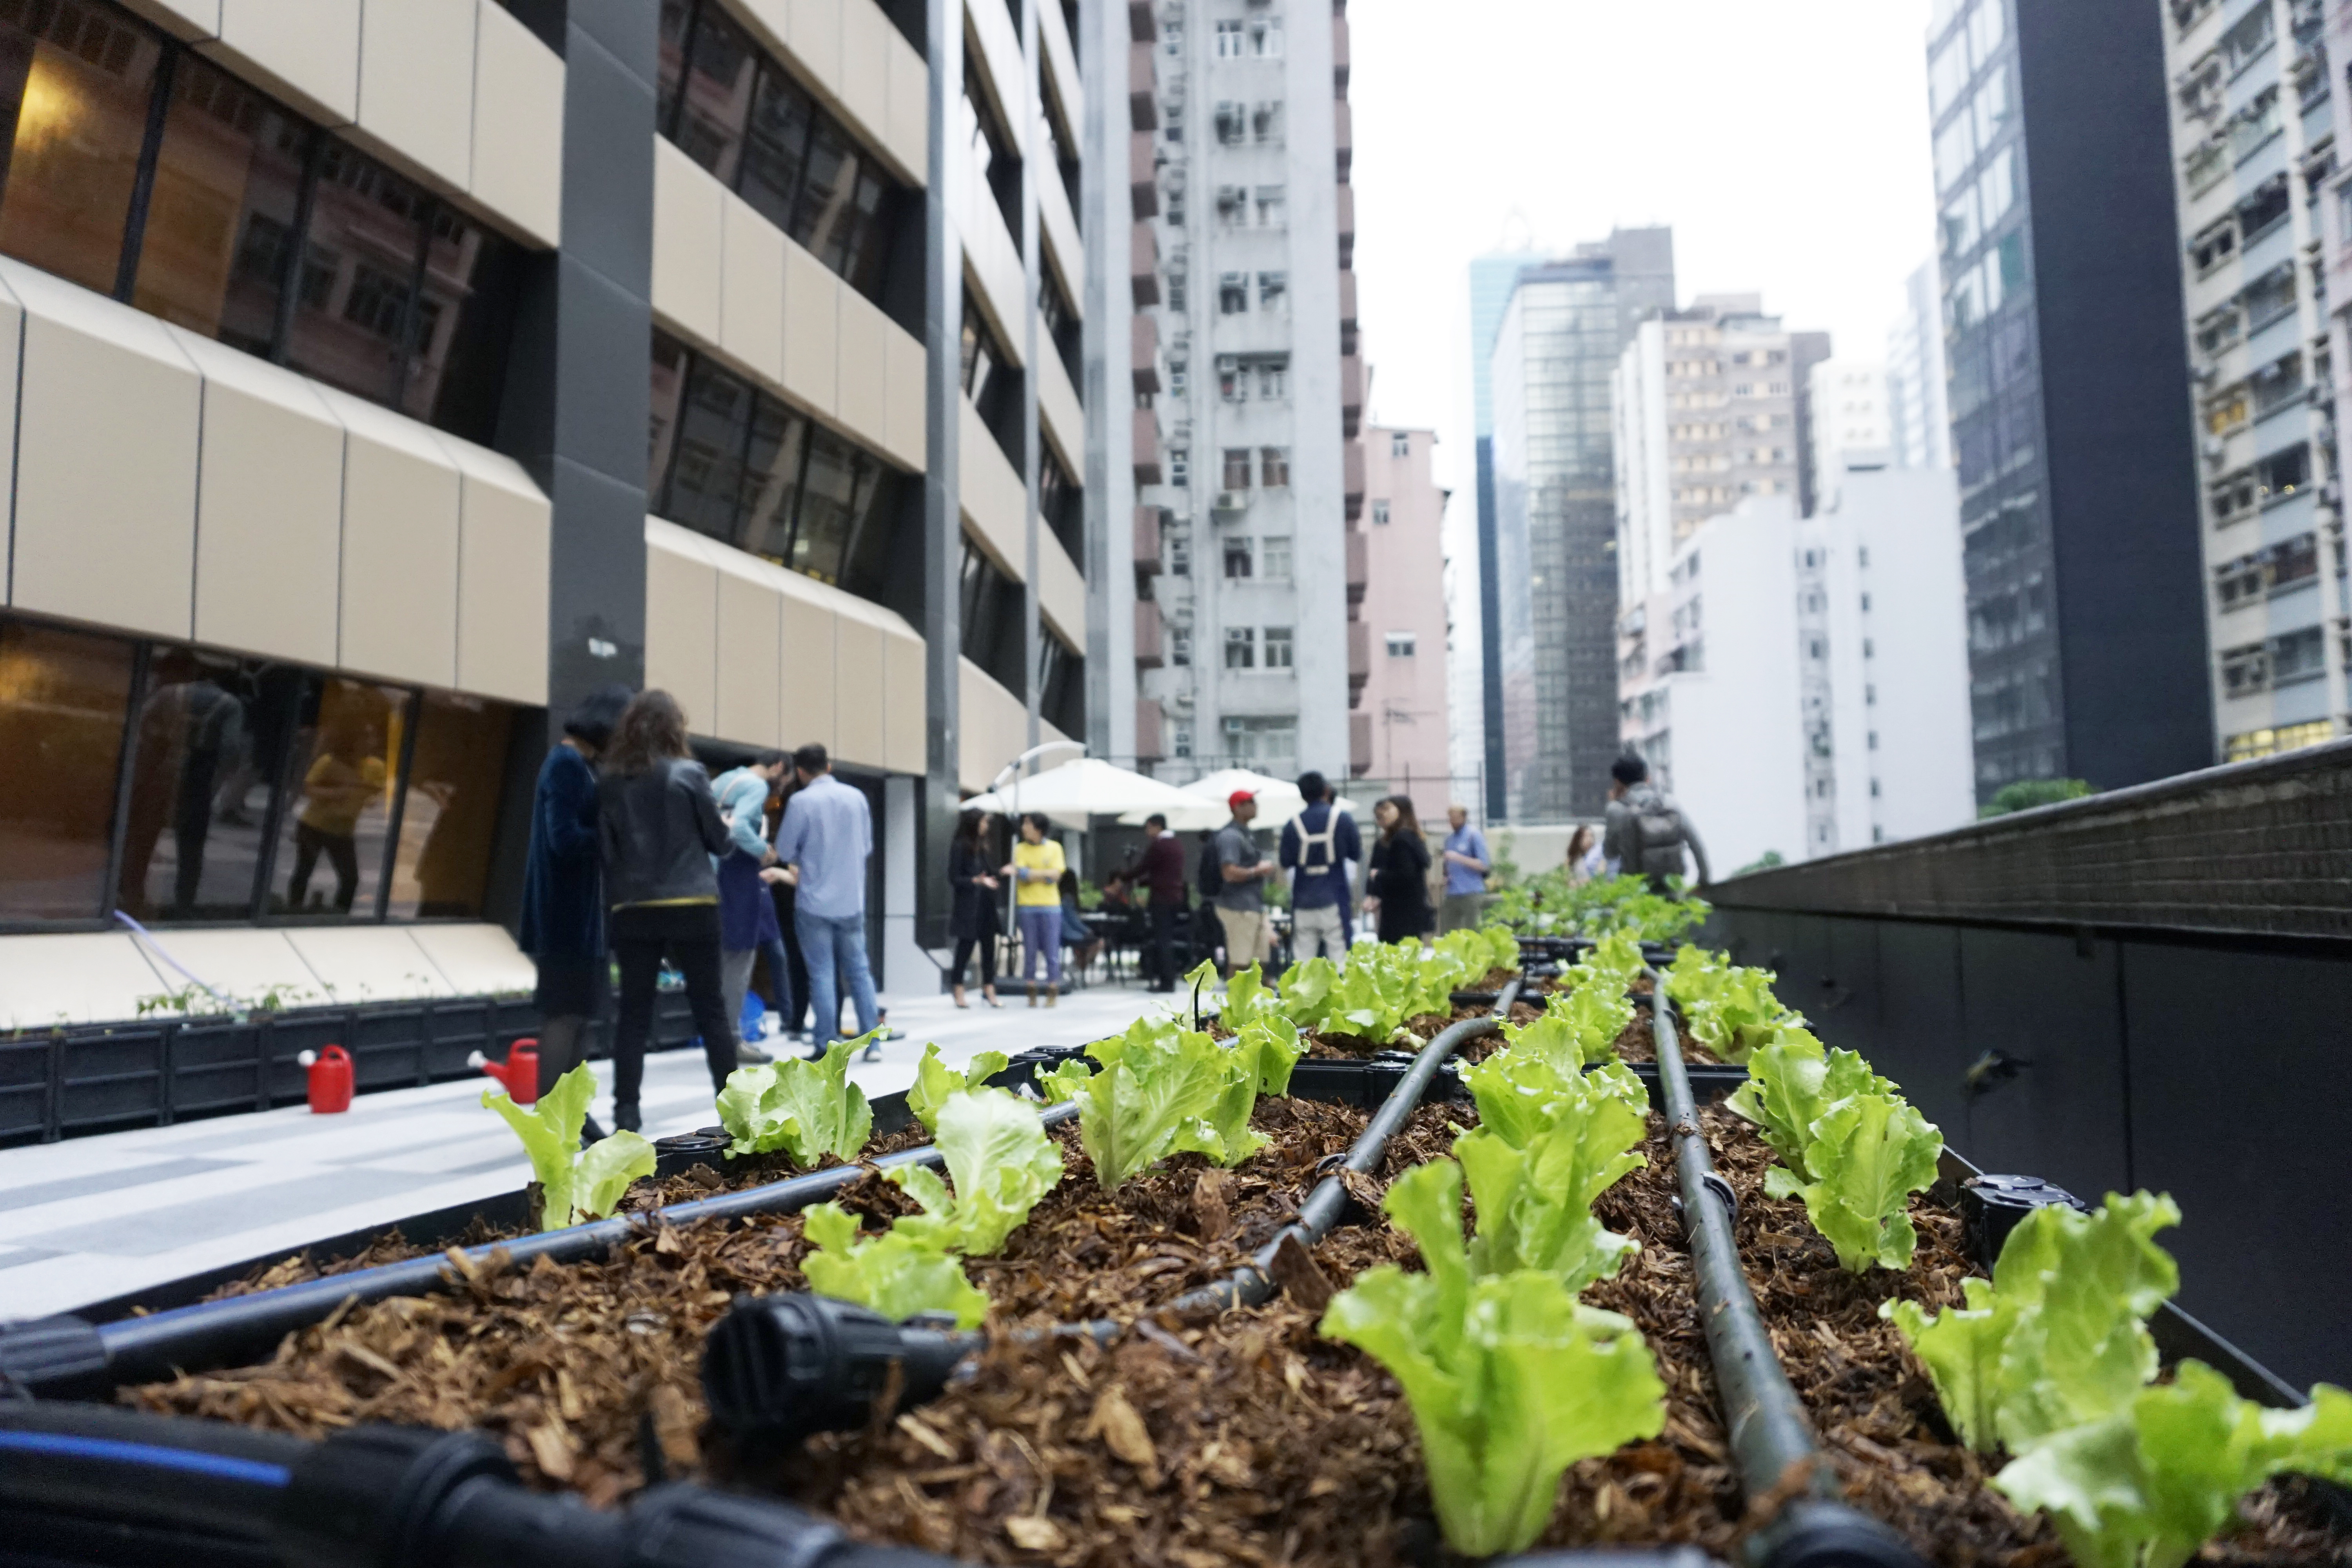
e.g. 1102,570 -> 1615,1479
1929,0 -> 2210,800
1466,251 -> 1547,820
1886,261 -> 1953,472
1488,230 -> 1674,821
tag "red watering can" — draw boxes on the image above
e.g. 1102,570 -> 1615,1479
296,1046 -> 353,1114
469,1040 -> 539,1105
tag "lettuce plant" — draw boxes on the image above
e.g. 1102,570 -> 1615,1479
1320,1158 -> 1666,1557
906,1043 -> 1011,1134
799,1202 -> 987,1328
1566,930 -> 1645,996
1495,979 -> 1632,1071
890,1087 -> 1063,1256
716,1035 -> 874,1164
482,1063 -> 655,1232
1664,949 -> 1799,1063
1453,1058 -> 1648,1292
1045,1013 -> 1297,1187
1433,926 -> 1521,983
1731,1027 -> 1938,1272
1726,1028 -> 1889,1181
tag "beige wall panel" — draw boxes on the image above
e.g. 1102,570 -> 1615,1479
211,0 -> 361,124
644,521 -> 721,729
715,561 -> 786,748
733,0 -> 790,55
1037,535 -> 1085,656
966,0 -> 1023,129
833,610 -> 886,768
958,657 -> 1023,794
285,926 -> 457,1002
0,933 -> 171,1030
881,620 -> 924,775
962,200 -> 1025,367
788,0 -> 844,97
783,241 -> 840,416
958,399 -> 1026,581
128,929 -> 321,1006
405,922 -> 537,996
355,0 -> 475,190
1039,162 -> 1082,316
881,318 -> 926,470
835,0 -> 891,154
172,329 -> 343,667
884,32 -> 927,185
1038,0 -> 1080,132
440,435 -> 552,705
4,261 -> 198,641
122,0 -> 221,39
835,285 -> 889,453
778,583 -> 838,752
653,140 -> 725,346
470,2 -> 564,247
1038,342 -> 1082,478
323,389 -> 460,687
720,194 -> 787,383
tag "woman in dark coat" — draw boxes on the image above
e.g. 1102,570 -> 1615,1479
948,808 -> 1004,1008
518,684 -> 631,1135
1364,794 -> 1435,946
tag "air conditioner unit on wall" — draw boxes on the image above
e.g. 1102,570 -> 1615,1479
1214,491 -> 1247,517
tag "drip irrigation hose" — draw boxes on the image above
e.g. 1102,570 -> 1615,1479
1642,977 -> 1925,1568
0,1104 -> 1080,1399
0,1401 -> 301,1539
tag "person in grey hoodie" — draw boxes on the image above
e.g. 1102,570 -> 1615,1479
1602,753 -> 1711,895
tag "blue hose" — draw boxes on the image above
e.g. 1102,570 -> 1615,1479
0,1428 -> 290,1487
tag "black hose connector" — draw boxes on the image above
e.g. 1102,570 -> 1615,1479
274,1425 -> 515,1568
1752,1499 -> 1929,1568
1956,1174 -> 2086,1269
702,1293 -> 979,1443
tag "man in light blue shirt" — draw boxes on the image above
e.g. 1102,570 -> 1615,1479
1437,804 -> 1492,935
774,743 -> 881,1060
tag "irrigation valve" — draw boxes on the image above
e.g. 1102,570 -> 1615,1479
702,1292 -> 978,1444
296,1046 -> 353,1114
467,1040 -> 539,1106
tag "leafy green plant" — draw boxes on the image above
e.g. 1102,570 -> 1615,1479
1320,1157 -> 1666,1557
890,1087 -> 1063,1256
1664,948 -> 1800,1063
1725,1028 -> 1887,1180
1045,1013 -> 1300,1187
1566,929 -> 1645,995
1452,1056 -> 1648,1292
906,1043 -> 1011,1134
799,1202 -> 988,1328
1432,926 -> 1522,983
1980,777 -> 2094,818
716,1034 -> 875,1164
482,1064 -> 655,1232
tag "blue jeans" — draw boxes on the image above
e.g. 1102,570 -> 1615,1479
1017,907 -> 1063,985
797,909 -> 879,1051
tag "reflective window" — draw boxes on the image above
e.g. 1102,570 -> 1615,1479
282,145 -> 430,408
662,352 -> 757,539
668,0 -> 756,185
270,678 -> 410,919
736,396 -> 811,561
792,427 -> 884,584
120,652 -> 302,922
0,2 -> 161,296
387,691 -> 514,919
739,59 -> 816,229
0,621 -> 134,922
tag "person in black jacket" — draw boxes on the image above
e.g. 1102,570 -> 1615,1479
947,808 -> 1004,1008
1363,794 -> 1435,946
597,690 -> 740,1131
518,684 -> 632,1137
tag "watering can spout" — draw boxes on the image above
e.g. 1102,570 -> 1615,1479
468,1040 -> 540,1105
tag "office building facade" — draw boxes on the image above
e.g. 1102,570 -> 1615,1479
0,0 -> 1098,1025
1927,0 -> 2210,802
1352,423 -> 1450,787
1464,250 -> 1546,820
1886,260 -> 1953,472
1806,357 -> 1895,515
2165,0 -> 2346,764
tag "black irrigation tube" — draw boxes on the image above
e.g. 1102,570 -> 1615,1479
1643,975 -> 1927,1568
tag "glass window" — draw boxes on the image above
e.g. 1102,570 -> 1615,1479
0,620 -> 134,922
132,53 -> 310,356
1261,446 -> 1289,487
792,427 -> 878,584
1224,627 -> 1255,669
735,395 -> 810,562
1928,34 -> 1971,119
1264,627 -> 1293,669
650,329 -> 690,500
666,355 -> 757,539
671,0 -> 756,184
657,0 -> 695,132
0,2 -> 163,296
400,202 -> 525,439
270,678 -> 410,919
1970,63 -> 2011,150
1934,114 -> 1976,194
281,142 -> 432,407
121,652 -> 303,922
738,59 -> 815,229
1261,535 -> 1292,578
795,112 -> 890,286
1967,0 -> 2005,65
1976,146 -> 2016,228
386,690 -> 513,919
1222,448 -> 1252,489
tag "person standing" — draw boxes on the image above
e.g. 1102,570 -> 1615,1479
947,808 -> 1004,1008
1564,823 -> 1604,886
1212,790 -> 1275,972
519,684 -> 631,1137
1602,754 -> 1711,894
1364,795 -> 1435,946
1007,812 -> 1066,1007
711,752 -> 791,1067
763,776 -> 811,1040
596,690 -> 741,1132
774,744 -> 883,1058
1127,813 -> 1187,992
1279,771 -> 1359,962
1436,804 -> 1492,935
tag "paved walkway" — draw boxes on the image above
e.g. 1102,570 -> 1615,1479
0,981 -> 1189,1323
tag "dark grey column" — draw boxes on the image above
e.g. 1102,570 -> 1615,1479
1020,0 -> 1043,753
918,0 -> 965,949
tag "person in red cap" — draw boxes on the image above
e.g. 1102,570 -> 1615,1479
1210,788 -> 1275,971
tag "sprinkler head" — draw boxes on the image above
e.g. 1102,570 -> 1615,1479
701,1293 -> 979,1443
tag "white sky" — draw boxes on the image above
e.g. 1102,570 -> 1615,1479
1348,0 -> 1939,503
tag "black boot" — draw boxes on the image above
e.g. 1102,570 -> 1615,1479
613,1103 -> 641,1134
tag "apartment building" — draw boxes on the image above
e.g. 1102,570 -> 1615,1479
1927,0 -> 2209,803
1615,471 -> 1974,872
0,0 -> 1098,1024
1125,0 -> 1348,786
1806,358 -> 1895,516
1613,294 -> 1817,609
1352,424 -> 1450,787
1886,260 -> 1953,472
2166,0 -> 2346,764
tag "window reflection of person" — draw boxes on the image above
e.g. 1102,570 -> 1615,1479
287,722 -> 384,913
118,674 -> 245,916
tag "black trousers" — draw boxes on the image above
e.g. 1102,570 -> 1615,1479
1146,904 -> 1181,986
951,933 -> 997,987
289,822 -> 359,912
610,910 -> 737,1113
771,885 -> 809,1031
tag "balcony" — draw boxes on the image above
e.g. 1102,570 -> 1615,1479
1133,406 -> 1163,485
1131,221 -> 1160,308
1346,528 -> 1367,605
1349,710 -> 1372,775
1130,132 -> 1158,221
1134,505 -> 1163,572
1129,0 -> 1156,42
1132,312 -> 1161,394
1332,13 -> 1350,91
1135,597 -> 1165,668
1341,353 -> 1364,439
1129,42 -> 1157,131
1344,439 -> 1365,521
1347,620 -> 1370,688
1340,269 -> 1358,355
1336,182 -> 1355,269
1137,696 -> 1166,761
1334,100 -> 1352,183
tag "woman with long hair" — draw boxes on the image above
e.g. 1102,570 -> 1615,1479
595,690 -> 740,1131
1363,794 -> 1435,946
947,808 -> 1003,1008
1565,823 -> 1604,886
1005,811 -> 1066,1006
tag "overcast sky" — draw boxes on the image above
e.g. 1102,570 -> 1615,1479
1348,0 -> 1939,506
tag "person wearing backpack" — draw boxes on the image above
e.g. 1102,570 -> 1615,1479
1602,753 -> 1711,894
1279,771 -> 1359,962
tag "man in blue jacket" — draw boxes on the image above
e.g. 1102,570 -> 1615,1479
1279,771 -> 1360,962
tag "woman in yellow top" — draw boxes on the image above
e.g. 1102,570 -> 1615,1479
288,726 -> 387,913
1004,812 -> 1067,1006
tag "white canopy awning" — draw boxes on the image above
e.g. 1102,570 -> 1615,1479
962,758 -> 1207,831
1116,768 -> 1363,833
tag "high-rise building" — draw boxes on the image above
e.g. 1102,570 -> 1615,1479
1613,294 -> 1814,608
1464,251 -> 1546,821
0,0 -> 1102,1021
1887,261 -> 1954,472
1352,425 -> 1451,788
1127,0 -> 1350,785
1488,230 -> 1674,822
1927,0 -> 2210,802
1806,358 -> 1895,516
2165,0 -> 2345,764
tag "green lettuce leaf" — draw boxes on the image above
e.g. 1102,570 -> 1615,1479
906,1043 -> 1012,1134
715,1036 -> 875,1165
1223,961 -> 1276,1025
1038,1056 -> 1095,1104
1884,1278 -> 2004,1451
1233,1013 -> 1307,1096
890,1088 -> 1063,1256
800,1201 -> 987,1328
1553,981 -> 1635,1062
573,1130 -> 656,1223
1783,1090 -> 1941,1273
1068,1024 -> 1229,1188
1725,1028 -> 1887,1181
1686,966 -> 1796,1063
1278,955 -> 1340,1029
483,1063 -> 653,1230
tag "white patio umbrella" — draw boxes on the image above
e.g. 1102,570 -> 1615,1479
1132,768 -> 1362,832
962,757 -> 1207,831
